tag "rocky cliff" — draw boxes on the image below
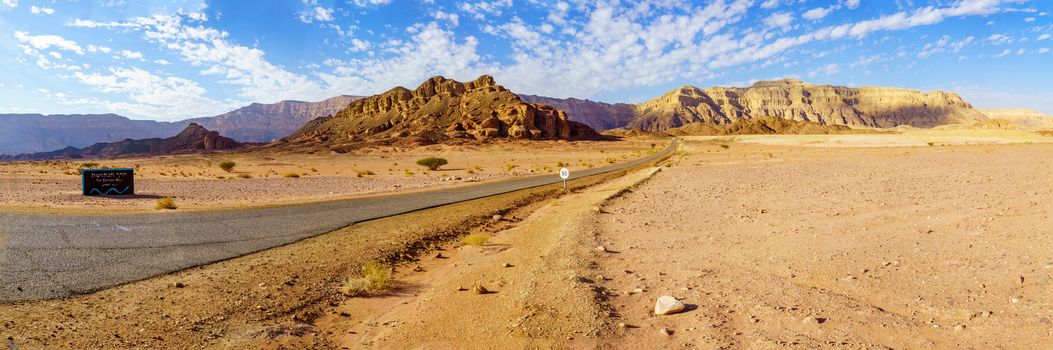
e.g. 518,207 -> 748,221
627,79 -> 987,131
518,95 -> 636,130
281,75 -> 597,148
0,123 -> 243,161
186,95 -> 361,142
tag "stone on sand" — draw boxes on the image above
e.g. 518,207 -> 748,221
654,295 -> 685,315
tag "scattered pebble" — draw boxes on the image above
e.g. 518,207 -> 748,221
658,327 -> 673,336
472,285 -> 489,294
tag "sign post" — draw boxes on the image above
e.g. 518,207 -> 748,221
82,168 -> 135,196
559,167 -> 569,191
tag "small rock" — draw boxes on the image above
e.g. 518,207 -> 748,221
503,263 -> 513,268
472,285 -> 489,294
658,327 -> 672,336
654,295 -> 686,315
596,246 -> 609,253
434,253 -> 445,259
492,214 -> 503,221
172,282 -> 185,288
456,287 -> 467,292
339,312 -> 351,318
954,325 -> 966,332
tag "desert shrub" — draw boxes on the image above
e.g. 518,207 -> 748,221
719,144 -> 730,149
80,162 -> 99,168
556,161 -> 568,167
927,142 -> 935,147
283,172 -> 300,178
356,170 -> 375,177
237,173 -> 252,179
155,197 -> 177,210
464,233 -> 490,246
416,157 -> 448,170
341,261 -> 392,297
218,160 -> 236,172
503,164 -> 518,171
404,170 -> 414,177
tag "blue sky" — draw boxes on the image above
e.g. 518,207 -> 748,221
0,0 -> 1051,121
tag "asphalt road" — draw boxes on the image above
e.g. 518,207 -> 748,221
0,139 -> 676,302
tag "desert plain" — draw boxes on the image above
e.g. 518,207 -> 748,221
2,129 -> 1053,349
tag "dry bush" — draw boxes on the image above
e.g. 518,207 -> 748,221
341,261 -> 392,297
283,172 -> 300,178
155,197 -> 177,210
464,233 -> 490,246
357,170 -> 375,177
218,160 -> 236,172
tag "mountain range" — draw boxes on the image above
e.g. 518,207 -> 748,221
0,95 -> 359,155
5,77 -> 1046,157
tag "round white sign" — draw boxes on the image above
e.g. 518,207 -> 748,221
559,167 -> 570,180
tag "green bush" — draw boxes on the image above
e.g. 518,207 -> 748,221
341,261 -> 393,297
218,160 -> 236,172
416,157 -> 448,171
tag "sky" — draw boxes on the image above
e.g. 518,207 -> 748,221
0,0 -> 1051,121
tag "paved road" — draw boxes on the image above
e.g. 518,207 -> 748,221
0,140 -> 676,302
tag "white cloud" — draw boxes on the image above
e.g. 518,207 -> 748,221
760,0 -> 780,9
458,0 -> 513,20
1024,17 -> 1035,23
154,59 -> 171,65
1039,34 -> 1051,41
349,0 -> 392,7
29,5 -> 54,15
764,12 -> 794,31
808,63 -> 840,77
1039,47 -> 1050,54
803,7 -> 833,21
87,44 -> 113,54
986,33 -> 1013,44
71,67 -> 227,120
116,50 -> 145,60
13,31 -> 84,54
299,6 -> 334,23
995,49 -> 1011,57
844,0 -> 860,10
1,0 -> 16,8
432,10 -> 460,26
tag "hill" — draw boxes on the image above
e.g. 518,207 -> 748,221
0,123 -> 243,161
280,75 -> 598,149
627,79 -> 986,131
978,109 -> 1053,129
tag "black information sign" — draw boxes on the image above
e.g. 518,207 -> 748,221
82,168 -> 135,196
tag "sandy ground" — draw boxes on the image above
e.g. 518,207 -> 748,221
593,138 -> 1053,349
4,132 -> 1053,349
0,140 -> 657,212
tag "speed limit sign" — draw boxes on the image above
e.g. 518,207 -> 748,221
559,167 -> 569,190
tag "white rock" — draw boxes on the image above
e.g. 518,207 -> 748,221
654,295 -> 685,315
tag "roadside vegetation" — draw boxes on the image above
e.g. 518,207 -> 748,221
155,197 -> 177,210
341,261 -> 393,297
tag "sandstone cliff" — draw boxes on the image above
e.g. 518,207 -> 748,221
518,95 -> 635,130
281,76 -> 598,148
0,123 -> 243,161
627,79 -> 987,131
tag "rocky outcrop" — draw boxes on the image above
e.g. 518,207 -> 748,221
627,79 -> 987,131
282,75 -> 598,148
978,109 -> 1053,129
0,123 -> 243,161
185,95 -> 362,142
518,95 -> 636,130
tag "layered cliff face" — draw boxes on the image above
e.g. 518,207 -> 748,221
627,79 -> 987,131
0,123 -> 242,161
283,75 -> 597,147
518,95 -> 636,130
186,95 -> 362,142
978,109 -> 1053,129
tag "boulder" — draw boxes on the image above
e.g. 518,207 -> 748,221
654,295 -> 685,315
